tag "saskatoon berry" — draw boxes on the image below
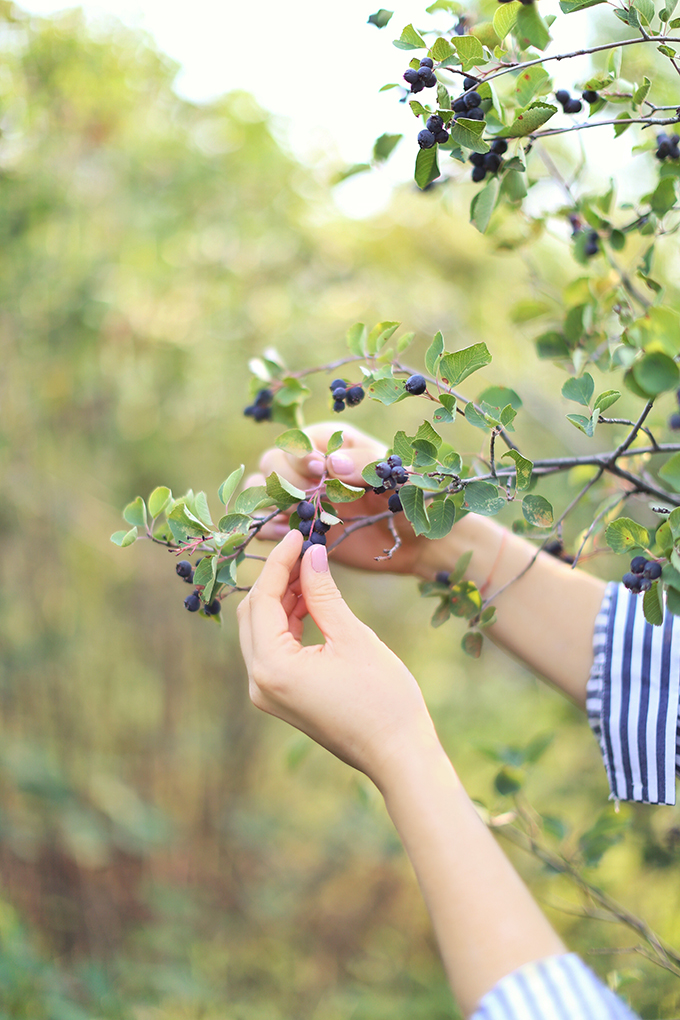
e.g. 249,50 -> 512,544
388,492 -> 403,513
417,65 -> 432,79
584,231 -> 599,257
465,108 -> 484,121
630,555 -> 648,574
464,76 -> 478,90
391,466 -> 408,485
333,399 -> 346,413
471,165 -> 487,182
330,378 -> 346,390
644,561 -> 662,580
405,374 -> 427,395
410,81 -> 425,94
254,388 -> 272,406
375,461 -> 393,480
564,98 -> 583,114
622,572 -> 643,593
373,485 -> 387,495
346,385 -> 365,406
490,138 -> 508,154
298,519 -> 312,538
184,592 -> 201,612
582,90 -> 599,103
469,152 -> 485,167
464,91 -> 481,109
420,57 -> 434,68
426,115 -> 444,133
483,153 -> 501,173
176,560 -> 193,578
418,129 -> 436,149
555,89 -> 570,105
387,454 -> 402,468
332,386 -> 347,400
452,97 -> 467,113
421,72 -> 437,88
403,68 -> 420,85
298,500 -> 315,521
310,531 -> 327,545
544,540 -> 564,558
313,519 -> 330,534
435,130 -> 450,145
668,413 -> 680,430
205,599 -> 221,616
436,571 -> 450,585
301,539 -> 312,556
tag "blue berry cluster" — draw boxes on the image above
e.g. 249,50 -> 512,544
469,138 -> 507,183
177,560 -> 221,615
403,56 -> 437,94
417,114 -> 450,150
555,90 -> 582,114
622,556 -> 662,594
373,454 -> 408,513
296,499 -> 332,555
452,80 -> 485,124
656,132 -> 680,161
244,388 -> 273,423
329,378 -> 365,413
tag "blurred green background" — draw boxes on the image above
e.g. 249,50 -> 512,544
2,2 -> 680,1017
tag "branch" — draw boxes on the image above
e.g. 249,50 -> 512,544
374,514 -> 403,561
531,114 -> 680,140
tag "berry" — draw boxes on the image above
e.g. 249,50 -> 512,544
644,561 -> 662,580
418,129 -> 436,149
490,138 -> 508,154
669,413 -> 680,430
405,374 -> 427,395
483,153 -> 501,173
254,388 -> 272,406
656,133 -> 672,159
427,114 -> 444,133
375,461 -> 393,480
346,385 -> 365,406
310,530 -> 327,545
417,65 -> 432,80
410,81 -> 425,94
184,592 -> 201,612
298,500 -> 315,521
373,485 -> 387,495
422,73 -> 437,88
544,540 -> 564,558
564,98 -> 583,114
176,560 -> 193,578
582,90 -> 599,103
630,556 -> 648,575
313,519 -> 330,534
469,151 -> 485,167
333,399 -> 346,413
622,572 -> 643,593
464,108 -> 484,121
471,165 -> 487,182
391,466 -> 408,485
464,91 -> 481,109
331,386 -> 347,400
436,571 -> 450,585
435,130 -> 450,145
205,599 -> 221,616
388,492 -> 403,513
330,378 -> 346,390
419,57 -> 434,68
298,519 -> 312,538
452,98 -> 467,114
403,68 -> 420,85
555,90 -> 570,105
387,455 -> 402,468
301,539 -> 313,556
463,76 -> 478,90
584,231 -> 599,257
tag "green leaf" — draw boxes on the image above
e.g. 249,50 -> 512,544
566,411 -> 598,437
478,385 -> 523,411
650,176 -> 678,215
431,599 -> 452,627
372,133 -> 402,163
327,431 -> 344,455
392,431 -> 416,466
367,320 -> 400,355
449,118 -> 490,154
659,452 -> 680,492
111,527 -> 138,548
394,23 -> 427,49
632,352 -> 679,395
667,586 -> 680,616
425,330 -> 445,376
562,372 -> 595,406
433,396 -> 456,423
669,506 -> 680,540
430,36 -> 454,60
148,486 -> 171,518
452,35 -> 484,64
464,481 -> 505,516
234,486 -> 271,514
168,501 -> 207,535
397,331 -> 417,353
499,102 -> 557,138
470,177 -> 500,233
123,496 -> 147,528
605,517 -> 650,554
194,555 -> 218,603
415,421 -> 443,449
217,513 -> 252,535
632,76 -> 652,105
502,451 -> 533,490
493,0 -> 521,38
479,605 -> 497,628
415,146 -> 441,190
658,43 -> 678,56
535,331 -> 570,359
515,3 -> 551,48
400,485 -> 431,535
512,65 -> 549,106
465,401 -> 493,430
275,428 -> 313,457
346,322 -> 367,356
265,471 -> 306,509
643,581 -> 665,626
216,558 -> 238,586
632,0 -> 655,22
193,491 -> 214,528
367,9 -> 393,28
559,0 -> 606,10
367,375 -> 408,405
409,99 -> 429,118
425,494 -> 457,539
440,343 -> 492,387
324,478 -> 366,503
218,465 -> 246,507
522,494 -> 554,527
594,390 -> 621,413
462,631 -> 483,658
495,767 -> 523,795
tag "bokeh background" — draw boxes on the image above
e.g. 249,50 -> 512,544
2,2 -> 680,1017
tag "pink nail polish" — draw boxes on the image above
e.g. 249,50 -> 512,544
310,544 -> 328,572
328,453 -> 353,476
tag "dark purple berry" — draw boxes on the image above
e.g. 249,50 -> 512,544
330,378 -> 346,390
426,115 -> 444,134
584,231 -> 599,257
490,138 -> 508,154
418,129 -> 436,149
644,561 -> 662,580
184,592 -> 201,612
436,571 -> 451,585
375,461 -> 393,480
452,97 -> 467,113
630,556 -> 648,574
310,531 -> 327,545
555,90 -> 570,105
564,98 -> 582,114
176,560 -> 193,578
387,455 -> 402,468
464,76 -> 478,90
205,599 -> 221,616
388,492 -> 403,513
656,134 -> 672,159
405,374 -> 427,395
252,406 -> 272,422
391,466 -> 408,485
331,386 -> 347,400
669,413 -> 680,430
403,68 -> 420,85
410,81 -> 425,94
254,388 -> 273,406
244,405 -> 255,417
301,539 -> 312,556
373,485 -> 387,495
297,501 -> 315,521
469,151 -> 485,167
417,65 -> 432,80
622,572 -> 642,593
313,519 -> 331,534
298,519 -> 312,537
419,57 -> 434,69
333,399 -> 346,413
464,91 -> 481,109
346,385 -> 365,406
435,130 -> 450,144
483,153 -> 501,173
640,578 -> 652,593
582,90 -> 599,103
464,108 -> 484,121
471,165 -> 487,182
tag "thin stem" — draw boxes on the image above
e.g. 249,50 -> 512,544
571,491 -> 632,568
532,114 -> 680,139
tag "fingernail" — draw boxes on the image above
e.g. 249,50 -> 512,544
308,459 -> 324,476
310,544 -> 328,572
328,453 -> 353,476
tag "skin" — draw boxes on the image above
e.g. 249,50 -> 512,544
237,531 -> 566,1019
250,422 -> 607,708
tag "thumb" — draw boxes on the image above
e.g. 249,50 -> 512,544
300,544 -> 358,638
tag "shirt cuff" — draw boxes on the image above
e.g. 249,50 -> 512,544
587,581 -> 680,805
470,953 -> 638,1020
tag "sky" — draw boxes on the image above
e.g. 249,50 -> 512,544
17,0 -> 647,217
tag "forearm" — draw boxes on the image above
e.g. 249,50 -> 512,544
379,738 -> 565,1018
416,514 -> 606,707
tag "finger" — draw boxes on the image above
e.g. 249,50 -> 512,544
249,529 -> 305,639
298,542 -> 358,639
236,592 -> 254,671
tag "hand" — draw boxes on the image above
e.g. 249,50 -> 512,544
237,529 -> 439,787
250,422 -> 427,576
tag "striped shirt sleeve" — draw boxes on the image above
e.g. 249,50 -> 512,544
471,953 -> 639,1020
587,581 -> 680,805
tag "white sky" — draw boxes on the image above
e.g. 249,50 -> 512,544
18,0 -> 646,216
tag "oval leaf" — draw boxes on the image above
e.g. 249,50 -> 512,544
275,428 -> 313,457
522,494 -> 554,527
148,486 -> 171,518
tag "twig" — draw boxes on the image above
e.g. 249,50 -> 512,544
532,114 -> 680,139
571,491 -> 632,569
375,515 -> 403,561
